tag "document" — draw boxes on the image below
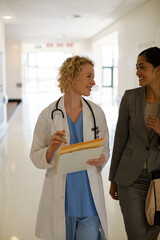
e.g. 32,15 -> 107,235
55,138 -> 104,175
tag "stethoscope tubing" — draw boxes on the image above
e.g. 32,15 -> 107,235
51,97 -> 64,119
82,98 -> 98,140
51,97 -> 98,139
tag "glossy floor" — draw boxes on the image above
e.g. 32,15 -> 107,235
0,89 -> 158,240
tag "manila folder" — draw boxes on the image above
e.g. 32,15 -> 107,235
55,138 -> 104,175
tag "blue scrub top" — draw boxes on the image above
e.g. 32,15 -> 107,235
65,111 -> 97,217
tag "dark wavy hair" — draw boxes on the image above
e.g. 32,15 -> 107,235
138,46 -> 160,67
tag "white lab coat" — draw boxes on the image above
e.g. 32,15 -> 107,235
30,96 -> 110,240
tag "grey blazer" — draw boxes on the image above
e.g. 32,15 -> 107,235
109,86 -> 160,186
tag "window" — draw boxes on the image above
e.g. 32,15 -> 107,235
102,67 -> 113,87
25,52 -> 73,93
101,45 -> 118,87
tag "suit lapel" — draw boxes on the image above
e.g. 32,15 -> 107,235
136,87 -> 149,146
157,106 -> 160,119
149,103 -> 160,142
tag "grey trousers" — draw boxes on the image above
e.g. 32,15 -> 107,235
118,169 -> 160,240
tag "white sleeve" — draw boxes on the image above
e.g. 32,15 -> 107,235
30,112 -> 57,169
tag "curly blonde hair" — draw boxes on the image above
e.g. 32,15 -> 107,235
58,55 -> 94,93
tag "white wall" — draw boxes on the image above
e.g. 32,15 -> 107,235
74,40 -> 92,57
5,40 -> 22,100
0,21 -> 6,92
91,0 -> 160,97
0,21 -> 6,97
0,20 -> 7,137
0,22 -> 5,51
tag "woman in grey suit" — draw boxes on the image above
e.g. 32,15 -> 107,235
109,46 -> 160,240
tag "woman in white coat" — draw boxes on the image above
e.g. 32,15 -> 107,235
30,55 -> 110,240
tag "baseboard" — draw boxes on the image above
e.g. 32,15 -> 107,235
8,99 -> 22,104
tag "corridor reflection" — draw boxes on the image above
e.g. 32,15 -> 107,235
0,89 -> 127,240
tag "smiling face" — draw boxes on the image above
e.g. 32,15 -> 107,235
136,55 -> 159,87
72,63 -> 95,96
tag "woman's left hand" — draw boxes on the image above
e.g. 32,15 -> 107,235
147,114 -> 160,135
87,154 -> 105,167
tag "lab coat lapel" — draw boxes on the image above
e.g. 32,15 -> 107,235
136,87 -> 149,146
52,96 -> 70,144
82,98 -> 94,141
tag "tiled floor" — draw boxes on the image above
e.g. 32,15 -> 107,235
0,88 -> 158,240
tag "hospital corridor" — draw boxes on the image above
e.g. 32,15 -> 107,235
0,0 -> 160,239
1,88 -> 160,240
0,88 -> 127,240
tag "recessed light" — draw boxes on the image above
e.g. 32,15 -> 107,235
10,237 -> 19,240
3,16 -> 12,20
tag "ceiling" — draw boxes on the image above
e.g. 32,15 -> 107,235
0,0 -> 147,43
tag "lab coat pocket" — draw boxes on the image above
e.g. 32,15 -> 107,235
40,176 -> 52,207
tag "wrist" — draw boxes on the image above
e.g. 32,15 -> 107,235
46,147 -> 54,163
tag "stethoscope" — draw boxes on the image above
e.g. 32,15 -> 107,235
51,97 -> 99,139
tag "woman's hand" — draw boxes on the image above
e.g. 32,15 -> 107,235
87,154 -> 105,167
109,182 -> 119,200
147,114 -> 160,135
46,130 -> 67,163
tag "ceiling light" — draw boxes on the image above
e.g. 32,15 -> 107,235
10,236 -> 19,240
3,16 -> 12,20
